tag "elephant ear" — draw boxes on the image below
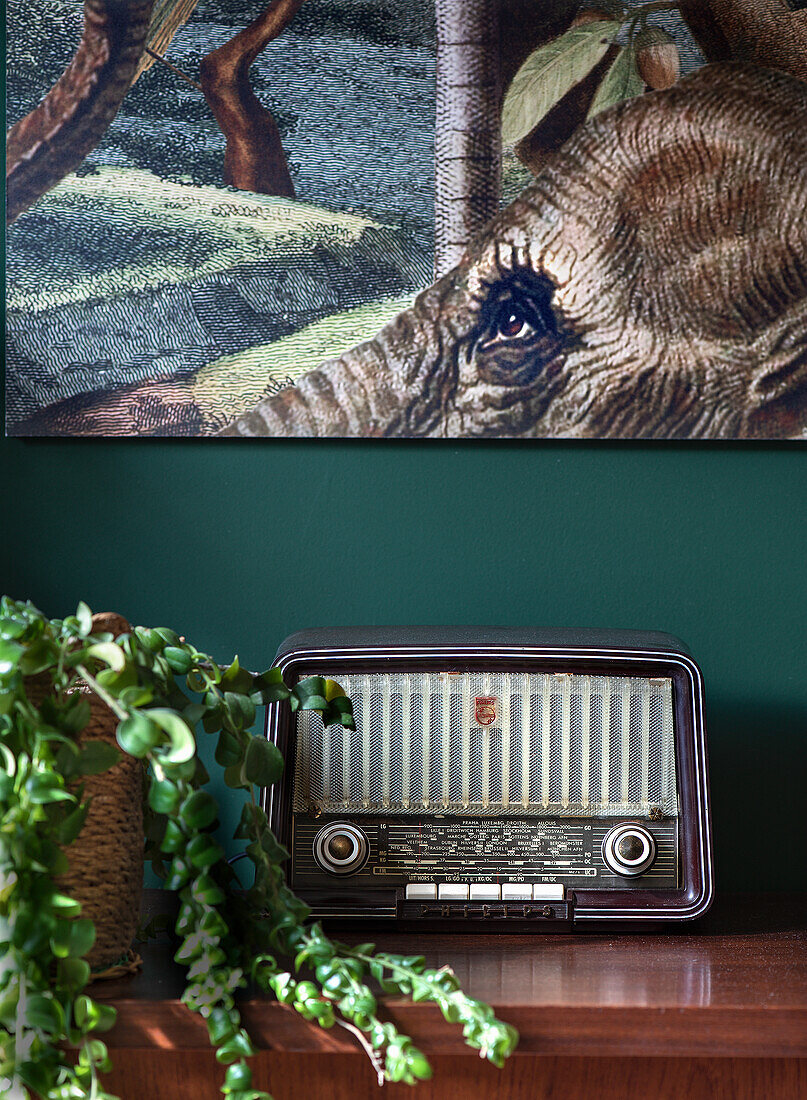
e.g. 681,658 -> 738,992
528,62 -> 807,437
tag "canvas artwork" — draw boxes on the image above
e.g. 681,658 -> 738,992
5,0 -> 807,439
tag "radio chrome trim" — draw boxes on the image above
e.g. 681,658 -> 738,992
264,637 -> 714,925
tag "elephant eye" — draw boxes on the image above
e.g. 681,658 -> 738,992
497,307 -> 533,340
481,277 -> 559,350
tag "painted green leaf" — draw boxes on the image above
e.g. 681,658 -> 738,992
502,21 -> 621,145
587,44 -> 645,120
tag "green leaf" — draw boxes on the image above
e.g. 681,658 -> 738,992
25,770 -> 74,804
118,684 -> 154,708
223,1060 -> 253,1090
260,831 -> 289,863
149,777 -> 182,814
215,1030 -> 255,1064
215,730 -> 243,768
56,956 -> 91,992
164,646 -> 192,674
148,709 -> 196,764
17,1059 -> 54,1094
76,602 -> 93,636
180,789 -> 218,829
207,1006 -> 238,1045
62,696 -> 92,735
0,742 -> 16,776
51,892 -> 83,916
221,656 -> 254,693
190,873 -> 225,905
243,737 -> 284,787
86,642 -> 125,672
587,43 -> 644,119
502,20 -> 621,144
225,691 -> 256,729
185,834 -> 224,869
164,856 -> 192,891
54,802 -> 90,846
51,918 -> 96,959
224,763 -> 248,790
324,678 -> 348,701
25,992 -> 66,1035
183,702 -> 207,726
77,740 -> 121,775
160,819 -> 187,852
0,637 -> 24,676
154,627 -> 181,647
117,712 -> 162,757
0,615 -> 27,640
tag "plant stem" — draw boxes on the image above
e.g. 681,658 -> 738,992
334,1018 -> 385,1085
75,665 -> 128,722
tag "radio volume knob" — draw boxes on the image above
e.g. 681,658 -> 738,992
602,823 -> 656,877
313,822 -> 369,876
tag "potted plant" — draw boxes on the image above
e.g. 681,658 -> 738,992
0,597 -> 518,1099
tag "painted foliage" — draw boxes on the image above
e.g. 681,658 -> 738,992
5,0 -> 807,438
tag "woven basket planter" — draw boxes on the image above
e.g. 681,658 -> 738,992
26,613 -> 144,973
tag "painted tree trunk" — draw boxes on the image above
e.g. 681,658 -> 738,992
434,0 -> 502,278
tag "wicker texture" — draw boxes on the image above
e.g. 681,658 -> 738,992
60,683 -> 144,969
25,613 -> 144,971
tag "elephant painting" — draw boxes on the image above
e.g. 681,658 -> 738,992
5,1 -> 807,439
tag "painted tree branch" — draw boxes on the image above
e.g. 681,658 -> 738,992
679,0 -> 807,82
433,0 -> 580,278
6,0 -> 154,225
199,0 -> 305,197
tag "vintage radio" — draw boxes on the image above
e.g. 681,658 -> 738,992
264,628 -> 713,926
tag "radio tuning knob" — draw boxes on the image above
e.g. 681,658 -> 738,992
313,822 -> 369,876
602,823 -> 656,877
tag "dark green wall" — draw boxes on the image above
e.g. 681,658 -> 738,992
1,435 -> 805,892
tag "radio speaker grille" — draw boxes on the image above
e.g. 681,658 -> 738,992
293,672 -> 678,817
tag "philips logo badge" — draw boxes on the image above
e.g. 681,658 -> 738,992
474,696 -> 498,726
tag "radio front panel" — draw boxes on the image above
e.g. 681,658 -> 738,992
291,814 -> 679,890
265,629 -> 713,927
293,671 -> 678,819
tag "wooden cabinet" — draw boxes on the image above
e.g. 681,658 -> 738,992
94,894 -> 807,1099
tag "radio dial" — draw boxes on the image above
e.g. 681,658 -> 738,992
602,823 -> 656,877
313,822 -> 369,876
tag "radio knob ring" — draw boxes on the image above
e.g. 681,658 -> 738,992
602,822 -> 656,877
313,822 -> 369,876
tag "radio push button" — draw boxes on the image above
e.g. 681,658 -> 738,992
405,883 -> 437,900
470,883 -> 501,900
533,884 -> 565,901
313,822 -> 369,876
438,883 -> 469,900
502,883 -> 532,900
602,823 -> 656,876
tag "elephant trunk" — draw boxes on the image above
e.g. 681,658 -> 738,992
220,280 -> 456,438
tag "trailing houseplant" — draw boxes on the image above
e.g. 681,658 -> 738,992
0,597 -> 518,1099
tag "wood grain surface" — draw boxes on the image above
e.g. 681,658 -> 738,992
91,893 -> 807,1098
